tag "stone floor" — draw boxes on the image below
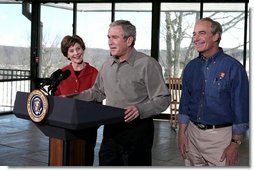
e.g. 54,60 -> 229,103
0,114 -> 250,167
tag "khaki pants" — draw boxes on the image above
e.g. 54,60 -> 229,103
185,121 -> 232,166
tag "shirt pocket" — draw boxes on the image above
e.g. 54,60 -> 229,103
207,77 -> 229,98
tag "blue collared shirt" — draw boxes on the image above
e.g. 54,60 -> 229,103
178,48 -> 249,134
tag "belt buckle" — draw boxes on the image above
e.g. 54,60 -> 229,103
197,123 -> 207,130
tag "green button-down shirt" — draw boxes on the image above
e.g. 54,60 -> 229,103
75,48 -> 170,119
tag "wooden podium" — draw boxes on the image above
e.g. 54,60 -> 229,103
13,91 -> 124,166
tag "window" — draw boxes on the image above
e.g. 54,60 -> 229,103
40,3 -> 73,77
115,3 -> 152,56
77,3 -> 112,70
0,3 -> 31,112
159,3 -> 200,80
0,3 -> 31,69
159,2 -> 248,80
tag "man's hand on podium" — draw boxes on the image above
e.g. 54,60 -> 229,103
124,105 -> 140,123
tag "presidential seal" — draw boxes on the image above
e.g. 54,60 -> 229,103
27,89 -> 49,122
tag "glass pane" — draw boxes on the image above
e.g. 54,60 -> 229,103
160,3 -> 200,115
0,3 -> 31,69
40,3 -> 73,77
160,3 -> 200,80
115,3 -> 152,56
77,3 -> 111,70
203,3 -> 246,66
0,3 -> 31,112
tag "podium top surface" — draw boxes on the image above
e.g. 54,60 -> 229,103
13,91 -> 124,130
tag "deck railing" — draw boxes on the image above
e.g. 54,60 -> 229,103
0,69 -> 30,113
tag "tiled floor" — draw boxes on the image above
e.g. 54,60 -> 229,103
0,114 -> 250,167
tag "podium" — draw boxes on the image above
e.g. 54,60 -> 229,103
13,91 -> 124,166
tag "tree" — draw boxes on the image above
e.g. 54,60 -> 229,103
40,32 -> 67,77
162,11 -> 246,78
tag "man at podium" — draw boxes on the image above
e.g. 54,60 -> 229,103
70,20 -> 170,166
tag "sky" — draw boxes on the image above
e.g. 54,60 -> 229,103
0,3 -> 151,49
0,2 -> 251,50
0,4 -> 31,47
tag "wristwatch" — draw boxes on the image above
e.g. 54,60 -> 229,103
231,139 -> 242,145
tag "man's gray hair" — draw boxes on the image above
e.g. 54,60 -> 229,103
199,17 -> 222,43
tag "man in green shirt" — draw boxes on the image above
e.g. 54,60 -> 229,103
74,20 -> 170,166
